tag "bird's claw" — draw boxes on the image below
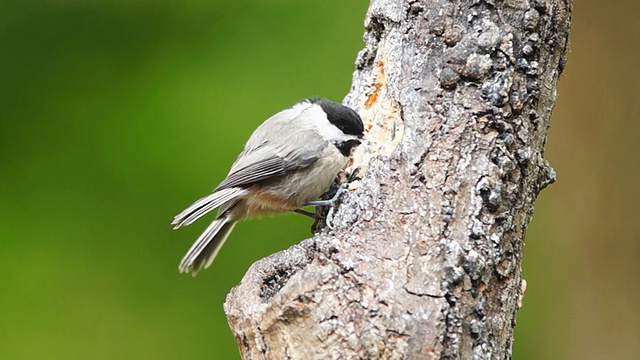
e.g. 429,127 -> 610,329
298,167 -> 362,234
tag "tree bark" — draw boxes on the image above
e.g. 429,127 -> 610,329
224,0 -> 572,359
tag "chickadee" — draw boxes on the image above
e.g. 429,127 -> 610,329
172,98 -> 364,275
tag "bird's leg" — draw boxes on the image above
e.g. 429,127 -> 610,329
304,169 -> 359,231
302,183 -> 349,208
293,168 -> 362,233
292,209 -> 319,219
291,208 -> 325,233
312,183 -> 349,230
291,208 -> 326,233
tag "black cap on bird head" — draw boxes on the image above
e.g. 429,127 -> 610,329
307,98 -> 364,138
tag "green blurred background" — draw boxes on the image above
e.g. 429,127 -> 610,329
0,1 -> 636,359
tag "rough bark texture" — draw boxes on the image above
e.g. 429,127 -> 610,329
224,0 -> 572,359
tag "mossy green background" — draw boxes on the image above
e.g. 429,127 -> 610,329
1,1 -> 637,359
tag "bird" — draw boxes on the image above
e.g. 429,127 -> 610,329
171,98 -> 364,275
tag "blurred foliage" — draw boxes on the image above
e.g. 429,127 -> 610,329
0,1 -> 637,359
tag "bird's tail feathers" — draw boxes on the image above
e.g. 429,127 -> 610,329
171,188 -> 246,229
178,216 -> 237,276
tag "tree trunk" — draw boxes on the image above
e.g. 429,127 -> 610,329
224,0 -> 572,359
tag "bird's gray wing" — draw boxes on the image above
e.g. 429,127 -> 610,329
215,136 -> 324,190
